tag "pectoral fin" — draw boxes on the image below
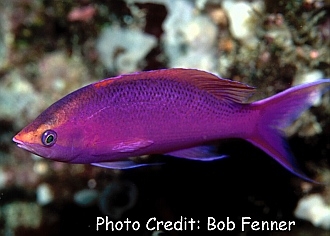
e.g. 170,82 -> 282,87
166,145 -> 228,161
112,139 -> 154,153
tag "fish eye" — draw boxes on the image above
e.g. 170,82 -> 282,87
41,130 -> 57,147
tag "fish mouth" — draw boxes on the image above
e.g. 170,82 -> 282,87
12,136 -> 37,154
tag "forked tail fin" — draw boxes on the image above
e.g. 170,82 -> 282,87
247,79 -> 330,182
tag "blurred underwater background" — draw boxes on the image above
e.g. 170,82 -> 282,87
0,0 -> 329,235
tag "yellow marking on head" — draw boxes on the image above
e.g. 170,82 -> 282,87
93,78 -> 116,89
14,124 -> 52,145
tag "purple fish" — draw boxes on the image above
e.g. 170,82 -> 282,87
12,68 -> 330,182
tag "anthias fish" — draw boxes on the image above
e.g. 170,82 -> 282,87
13,68 -> 330,181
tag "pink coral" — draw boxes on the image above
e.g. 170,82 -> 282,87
67,5 -> 96,22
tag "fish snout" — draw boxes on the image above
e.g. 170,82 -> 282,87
12,134 -> 37,154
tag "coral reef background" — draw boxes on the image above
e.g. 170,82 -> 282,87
0,0 -> 329,235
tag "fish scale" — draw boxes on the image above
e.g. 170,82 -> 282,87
12,68 -> 330,182
98,77 -> 240,138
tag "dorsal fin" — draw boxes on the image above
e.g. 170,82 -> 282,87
141,68 -> 256,103
94,68 -> 256,103
170,68 -> 256,103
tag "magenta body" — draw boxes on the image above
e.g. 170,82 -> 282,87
13,68 -> 330,182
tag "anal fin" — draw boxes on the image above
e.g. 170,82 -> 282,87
166,145 -> 228,161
